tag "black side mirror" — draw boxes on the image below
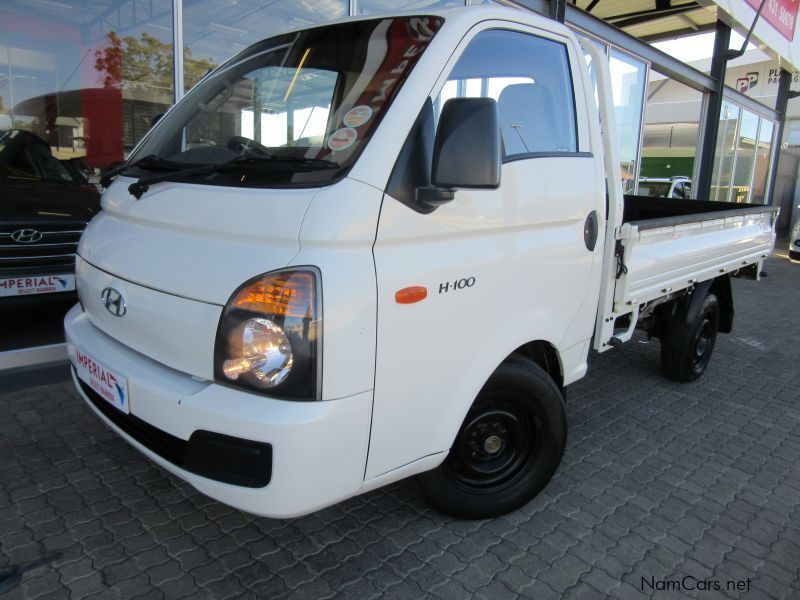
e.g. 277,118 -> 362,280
417,97 -> 501,207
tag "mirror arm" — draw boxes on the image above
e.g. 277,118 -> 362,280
416,185 -> 455,207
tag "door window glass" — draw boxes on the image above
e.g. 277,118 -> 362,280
437,29 -> 577,158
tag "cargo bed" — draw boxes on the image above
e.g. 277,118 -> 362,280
594,195 -> 778,351
617,196 -> 778,308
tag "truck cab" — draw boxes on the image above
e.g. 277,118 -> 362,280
65,6 -> 776,519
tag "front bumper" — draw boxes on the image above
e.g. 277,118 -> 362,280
64,304 -> 373,518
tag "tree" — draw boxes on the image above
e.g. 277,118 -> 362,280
95,31 -> 216,97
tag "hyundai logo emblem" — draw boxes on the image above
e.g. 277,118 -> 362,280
10,229 -> 43,244
101,287 -> 127,317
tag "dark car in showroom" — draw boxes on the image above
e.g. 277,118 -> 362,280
1,129 -> 100,310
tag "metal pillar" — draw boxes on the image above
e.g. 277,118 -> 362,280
550,0 -> 566,22
173,0 -> 184,102
695,20 -> 730,202
765,68 -> 792,206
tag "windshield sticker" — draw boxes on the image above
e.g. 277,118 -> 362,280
343,105 -> 373,128
328,127 -> 358,152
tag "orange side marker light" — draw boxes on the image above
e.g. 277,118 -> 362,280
395,286 -> 427,304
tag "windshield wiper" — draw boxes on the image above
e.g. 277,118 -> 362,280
128,154 -> 339,199
128,163 -> 218,199
99,155 -> 179,188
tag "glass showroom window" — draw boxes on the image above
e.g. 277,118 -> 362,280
639,69 -> 702,198
1,1 -> 174,168
182,0 -> 348,91
609,49 -> 646,194
730,109 -> 758,203
710,100 -> 740,203
710,100 -> 776,205
358,0 -> 464,14
751,119 -> 774,204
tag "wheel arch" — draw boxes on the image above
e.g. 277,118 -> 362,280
507,340 -> 564,391
431,338 -> 566,477
419,343 -> 569,518
682,276 -> 733,334
710,275 -> 733,333
655,275 -> 733,336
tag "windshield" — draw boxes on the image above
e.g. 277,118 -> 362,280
638,181 -> 672,197
1,130 -> 83,183
128,16 -> 443,188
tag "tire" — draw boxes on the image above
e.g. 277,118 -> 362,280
660,292 -> 719,382
419,356 -> 567,519
789,248 -> 800,261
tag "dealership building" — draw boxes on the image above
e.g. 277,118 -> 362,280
1,0 -> 800,361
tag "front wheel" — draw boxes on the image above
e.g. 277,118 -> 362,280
419,356 -> 567,519
660,292 -> 719,382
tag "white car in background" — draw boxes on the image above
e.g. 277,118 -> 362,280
638,176 -> 692,199
790,214 -> 800,261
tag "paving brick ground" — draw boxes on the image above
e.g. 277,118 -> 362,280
1,255 -> 799,599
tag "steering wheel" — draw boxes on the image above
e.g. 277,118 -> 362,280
226,135 -> 272,157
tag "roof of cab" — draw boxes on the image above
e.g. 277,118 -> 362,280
272,5 -> 571,39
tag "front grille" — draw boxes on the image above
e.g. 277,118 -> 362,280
0,223 -> 85,271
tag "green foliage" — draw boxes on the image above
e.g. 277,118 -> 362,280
94,31 -> 216,98
640,156 -> 695,179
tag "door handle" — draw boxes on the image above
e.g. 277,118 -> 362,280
584,210 -> 599,251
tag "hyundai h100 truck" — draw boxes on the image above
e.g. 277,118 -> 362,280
65,7 -> 777,519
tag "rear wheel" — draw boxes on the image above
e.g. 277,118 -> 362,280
419,356 -> 567,519
660,292 -> 719,382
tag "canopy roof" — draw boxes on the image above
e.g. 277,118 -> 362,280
573,1 -> 718,42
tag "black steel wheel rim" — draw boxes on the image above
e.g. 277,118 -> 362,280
692,314 -> 715,370
447,394 -> 543,491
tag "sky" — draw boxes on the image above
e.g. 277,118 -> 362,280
653,30 -> 750,63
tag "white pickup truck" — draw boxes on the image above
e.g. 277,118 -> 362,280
65,6 -> 777,519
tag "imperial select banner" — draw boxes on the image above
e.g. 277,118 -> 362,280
714,0 -> 800,70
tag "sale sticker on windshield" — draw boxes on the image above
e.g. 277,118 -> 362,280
328,127 -> 358,151
343,105 -> 373,128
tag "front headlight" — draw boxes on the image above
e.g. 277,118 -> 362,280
214,268 -> 321,400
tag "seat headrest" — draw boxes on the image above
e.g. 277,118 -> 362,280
497,83 -> 560,155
